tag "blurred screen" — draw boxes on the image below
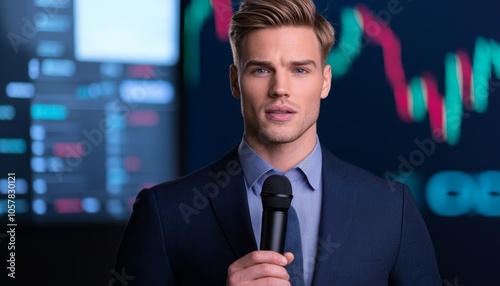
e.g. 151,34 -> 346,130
0,0 -> 180,223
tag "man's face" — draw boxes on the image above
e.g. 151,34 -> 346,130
230,26 -> 331,147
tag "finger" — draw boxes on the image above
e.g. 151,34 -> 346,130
227,262 -> 290,285
228,251 -> 288,275
247,277 -> 292,286
283,252 -> 294,265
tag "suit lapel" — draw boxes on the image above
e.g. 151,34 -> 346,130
206,147 -> 258,259
312,147 -> 359,286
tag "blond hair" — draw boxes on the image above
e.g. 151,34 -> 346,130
229,0 -> 335,67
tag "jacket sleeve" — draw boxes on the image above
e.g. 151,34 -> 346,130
112,188 -> 176,285
389,186 -> 442,285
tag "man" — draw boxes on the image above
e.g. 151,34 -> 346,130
113,0 -> 442,285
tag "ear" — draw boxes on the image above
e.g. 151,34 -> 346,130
321,65 -> 332,99
229,64 -> 241,99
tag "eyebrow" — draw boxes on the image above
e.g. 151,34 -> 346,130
243,59 -> 317,70
289,60 -> 317,68
243,60 -> 271,70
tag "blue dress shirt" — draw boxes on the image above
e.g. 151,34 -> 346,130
238,137 -> 323,286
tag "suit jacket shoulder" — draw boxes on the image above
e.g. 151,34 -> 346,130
312,146 -> 441,285
114,146 -> 256,285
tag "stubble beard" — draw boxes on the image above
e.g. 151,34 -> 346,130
247,118 -> 317,147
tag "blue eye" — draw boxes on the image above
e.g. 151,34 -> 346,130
255,68 -> 267,74
295,68 -> 307,74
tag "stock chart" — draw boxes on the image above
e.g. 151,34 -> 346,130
183,0 -> 500,284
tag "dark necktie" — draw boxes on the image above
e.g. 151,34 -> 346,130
285,205 -> 305,286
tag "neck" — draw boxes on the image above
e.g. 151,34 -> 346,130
245,132 -> 317,172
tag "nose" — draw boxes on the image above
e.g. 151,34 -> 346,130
269,71 -> 290,98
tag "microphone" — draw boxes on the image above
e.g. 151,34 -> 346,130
260,174 -> 293,254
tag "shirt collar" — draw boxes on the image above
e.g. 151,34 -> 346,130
238,137 -> 322,194
292,139 -> 322,191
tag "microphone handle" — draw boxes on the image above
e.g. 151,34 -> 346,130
260,210 -> 288,254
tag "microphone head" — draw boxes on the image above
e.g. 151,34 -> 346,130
261,174 -> 293,211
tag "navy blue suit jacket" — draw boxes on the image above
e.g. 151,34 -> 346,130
113,146 -> 441,285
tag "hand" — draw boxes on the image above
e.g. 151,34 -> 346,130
227,251 -> 295,285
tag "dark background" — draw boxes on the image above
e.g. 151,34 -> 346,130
1,0 -> 500,285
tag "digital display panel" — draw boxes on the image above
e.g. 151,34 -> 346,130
0,0 -> 180,223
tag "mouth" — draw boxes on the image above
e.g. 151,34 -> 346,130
265,105 -> 296,114
265,106 -> 296,121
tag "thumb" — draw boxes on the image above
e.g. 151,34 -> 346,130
284,252 -> 295,265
